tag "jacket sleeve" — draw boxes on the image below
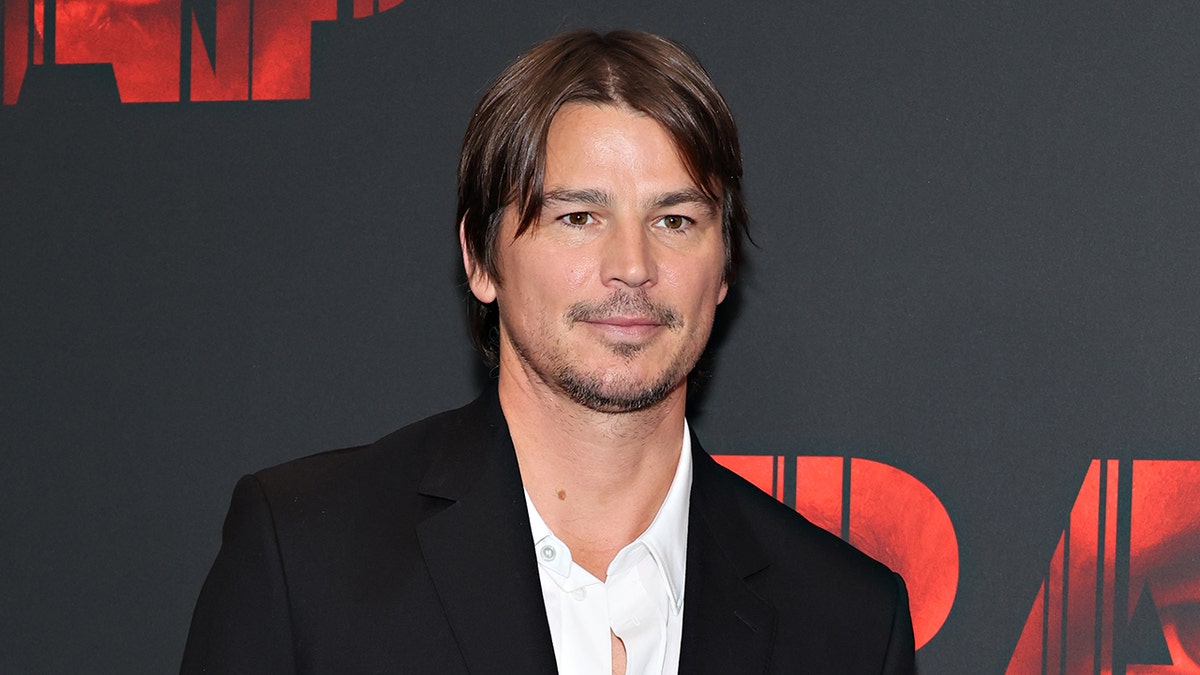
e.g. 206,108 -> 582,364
180,474 -> 298,675
881,573 -> 917,675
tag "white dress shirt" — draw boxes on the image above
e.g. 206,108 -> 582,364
523,424 -> 693,675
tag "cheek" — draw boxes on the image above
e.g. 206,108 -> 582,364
564,263 -> 591,289
558,246 -> 597,288
517,232 -> 589,283
663,258 -> 727,311
506,250 -> 588,314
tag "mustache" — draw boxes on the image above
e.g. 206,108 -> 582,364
565,292 -> 683,330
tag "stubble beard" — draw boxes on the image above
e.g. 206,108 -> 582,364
508,292 -> 709,414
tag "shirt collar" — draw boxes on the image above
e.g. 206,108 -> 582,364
524,420 -> 693,613
636,421 -> 691,612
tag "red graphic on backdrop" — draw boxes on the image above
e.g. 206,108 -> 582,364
713,454 -> 959,651
1007,460 -> 1200,674
716,454 -> 1200,666
2,0 -> 404,104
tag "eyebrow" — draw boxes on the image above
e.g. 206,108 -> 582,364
650,188 -> 718,217
541,187 -> 717,216
542,188 -> 612,208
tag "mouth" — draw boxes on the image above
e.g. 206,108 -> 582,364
566,293 -> 683,337
582,315 -> 665,339
591,315 -> 663,327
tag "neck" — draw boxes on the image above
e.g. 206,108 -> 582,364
498,360 -> 687,579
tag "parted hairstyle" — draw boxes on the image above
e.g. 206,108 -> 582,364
457,29 -> 749,367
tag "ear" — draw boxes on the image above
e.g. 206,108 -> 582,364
717,279 -> 728,306
460,219 -> 497,303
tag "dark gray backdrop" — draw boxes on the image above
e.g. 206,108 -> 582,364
3,0 -> 1199,672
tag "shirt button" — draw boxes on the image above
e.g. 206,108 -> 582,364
540,545 -> 556,561
572,588 -> 587,601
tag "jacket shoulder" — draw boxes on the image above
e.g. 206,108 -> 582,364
251,394 -> 491,502
183,396 -> 495,674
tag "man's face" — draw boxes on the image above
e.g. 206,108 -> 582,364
464,103 -> 728,413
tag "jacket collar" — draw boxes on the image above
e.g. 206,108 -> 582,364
415,385 -> 559,673
678,431 -> 777,673
415,387 -> 776,673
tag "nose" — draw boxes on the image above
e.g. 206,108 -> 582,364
599,220 -> 657,289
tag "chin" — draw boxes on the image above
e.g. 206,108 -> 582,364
553,363 -> 685,414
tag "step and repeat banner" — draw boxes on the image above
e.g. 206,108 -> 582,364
3,1 -> 1198,672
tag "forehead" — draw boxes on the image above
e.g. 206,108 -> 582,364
543,103 -> 700,192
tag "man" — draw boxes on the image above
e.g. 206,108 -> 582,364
181,29 -> 915,674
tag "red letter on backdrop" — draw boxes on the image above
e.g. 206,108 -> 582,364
248,0 -> 335,100
1006,460 -> 1200,673
4,0 -> 405,103
190,0 -> 251,101
3,0 -> 29,103
55,0 -> 182,102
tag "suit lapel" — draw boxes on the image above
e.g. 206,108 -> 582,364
678,440 -> 777,674
415,388 -> 559,674
412,393 -> 776,673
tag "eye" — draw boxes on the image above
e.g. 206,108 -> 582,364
656,215 -> 693,231
560,212 -> 595,227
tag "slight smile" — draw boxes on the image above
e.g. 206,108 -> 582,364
582,315 -> 667,339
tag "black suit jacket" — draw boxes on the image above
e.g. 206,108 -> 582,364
181,387 -> 915,674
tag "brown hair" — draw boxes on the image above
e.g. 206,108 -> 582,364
457,29 -> 749,366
